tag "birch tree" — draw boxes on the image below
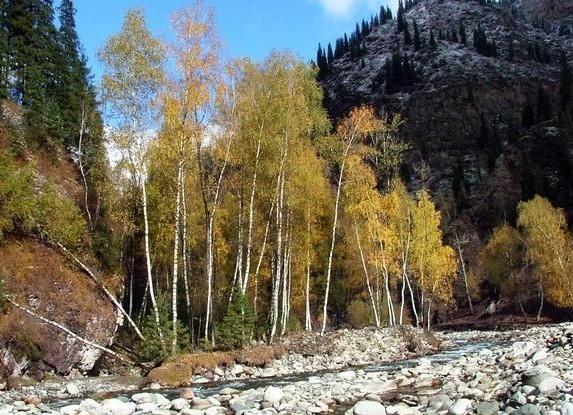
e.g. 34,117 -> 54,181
99,8 -> 166,348
321,106 -> 378,335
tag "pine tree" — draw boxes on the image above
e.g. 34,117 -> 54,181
327,43 -> 334,68
397,0 -> 405,33
429,30 -> 437,51
57,0 -> 91,147
560,51 -> 572,110
404,20 -> 412,45
459,21 -> 467,45
537,84 -> 552,122
522,99 -> 535,128
413,20 -> 421,51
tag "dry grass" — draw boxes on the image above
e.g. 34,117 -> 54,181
146,344 -> 286,387
234,345 -> 285,366
0,237 -> 117,374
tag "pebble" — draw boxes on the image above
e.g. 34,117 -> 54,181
0,325 -> 571,415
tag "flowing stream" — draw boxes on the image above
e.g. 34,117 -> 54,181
50,338 -> 497,412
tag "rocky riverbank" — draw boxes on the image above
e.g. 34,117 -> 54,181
0,324 -> 571,415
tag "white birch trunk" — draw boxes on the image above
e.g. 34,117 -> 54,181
354,223 -> 380,327
77,99 -> 92,229
242,138 -> 262,294
142,173 -> 164,349
454,232 -> 473,314
305,212 -> 312,331
171,162 -> 183,354
321,150 -> 349,335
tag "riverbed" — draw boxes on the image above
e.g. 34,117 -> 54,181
1,324 -> 572,415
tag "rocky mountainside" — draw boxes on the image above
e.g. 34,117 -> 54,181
320,0 -> 573,245
0,104 -> 120,380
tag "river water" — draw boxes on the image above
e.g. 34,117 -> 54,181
51,338 -> 497,413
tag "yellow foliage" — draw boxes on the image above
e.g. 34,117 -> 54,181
517,196 -> 573,307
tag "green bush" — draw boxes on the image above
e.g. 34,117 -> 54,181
286,313 -> 302,334
0,151 -> 87,247
0,151 -> 36,239
36,182 -> 86,247
347,298 -> 373,328
216,290 -> 255,349
140,294 -> 190,362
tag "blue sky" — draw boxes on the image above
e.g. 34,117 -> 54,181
75,0 -> 397,82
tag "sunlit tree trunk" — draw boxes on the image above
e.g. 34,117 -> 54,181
171,162 -> 183,354
142,171 -> 164,349
305,212 -> 312,331
321,147 -> 350,335
253,199 -> 275,323
230,194 -> 244,304
181,178 -> 191,326
355,222 -> 380,327
77,96 -> 92,229
270,167 -> 285,342
242,138 -> 262,294
454,231 -> 473,314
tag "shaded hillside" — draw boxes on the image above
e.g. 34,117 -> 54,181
319,0 -> 573,239
0,106 -> 120,378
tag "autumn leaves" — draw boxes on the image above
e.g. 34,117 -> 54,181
97,2 -> 458,356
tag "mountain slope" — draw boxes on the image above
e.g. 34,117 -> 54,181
320,0 -> 573,240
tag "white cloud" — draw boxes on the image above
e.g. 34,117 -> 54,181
315,0 -> 398,18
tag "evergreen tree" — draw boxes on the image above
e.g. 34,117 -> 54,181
429,30 -> 437,51
56,0 -> 91,147
404,20 -> 412,45
467,81 -> 475,104
327,42 -> 334,67
559,51 -> 572,110
452,158 -> 469,210
397,0 -> 405,32
459,21 -> 467,45
316,43 -> 328,74
479,113 -> 489,150
522,99 -> 535,128
536,84 -> 552,122
413,20 -> 421,51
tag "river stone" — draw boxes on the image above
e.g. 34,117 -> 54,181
230,400 -> 250,415
338,371 -> 357,381
352,400 -> 386,415
475,402 -> 499,415
101,398 -> 136,415
220,387 -> 240,396
136,402 -> 158,412
263,386 -> 283,404
449,399 -> 472,415
261,368 -> 277,378
516,404 -> 541,415
530,350 -> 548,364
180,409 -> 203,415
363,381 -> 398,394
561,402 -> 573,415
511,392 -> 527,406
192,398 -> 213,410
180,389 -> 195,400
132,393 -> 155,404
538,377 -> 565,394
65,384 -> 80,396
428,395 -> 452,410
171,398 -> 190,411
59,405 -> 80,415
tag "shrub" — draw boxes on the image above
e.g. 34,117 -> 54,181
347,298 -> 373,328
0,151 -> 36,239
216,290 -> 255,349
140,295 -> 190,362
36,182 -> 86,247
